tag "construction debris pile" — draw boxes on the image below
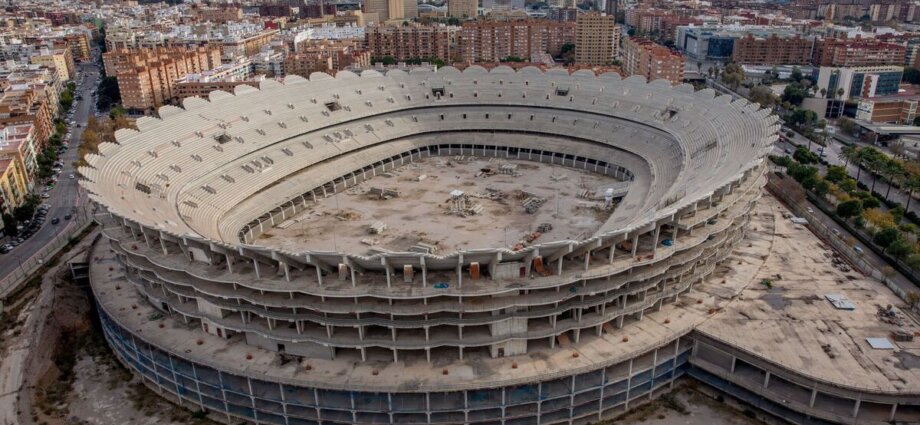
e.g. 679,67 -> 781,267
520,191 -> 547,214
446,190 -> 484,217
877,304 -> 905,327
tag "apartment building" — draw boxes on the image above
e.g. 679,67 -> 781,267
575,12 -> 619,66
364,0 -> 418,22
283,53 -> 334,77
625,8 -> 670,34
448,0 -> 478,19
56,30 -> 92,62
221,29 -> 279,61
621,37 -> 684,85
104,46 -> 222,110
813,38 -> 906,67
0,88 -> 52,151
297,39 -> 372,71
0,123 -> 37,179
29,48 -> 75,81
365,24 -> 454,62
458,20 -> 574,63
731,34 -> 815,66
0,153 -> 29,219
193,6 -> 244,23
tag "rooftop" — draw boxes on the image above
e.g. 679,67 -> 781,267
91,193 -> 920,394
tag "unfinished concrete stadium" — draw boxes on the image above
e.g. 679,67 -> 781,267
79,66 -> 920,425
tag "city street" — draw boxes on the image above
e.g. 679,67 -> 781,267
708,78 -> 920,217
0,61 -> 99,281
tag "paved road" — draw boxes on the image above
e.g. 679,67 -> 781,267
0,62 -> 98,281
707,78 -> 920,216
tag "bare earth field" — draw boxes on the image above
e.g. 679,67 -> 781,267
262,157 -> 623,254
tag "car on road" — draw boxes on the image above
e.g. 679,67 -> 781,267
64,214 -> 72,220
41,193 -> 50,199
69,174 -> 75,179
51,218 -> 60,225
854,246 -> 864,254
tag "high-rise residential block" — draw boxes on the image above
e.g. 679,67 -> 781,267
458,20 -> 574,63
448,0 -> 478,19
813,37 -> 906,67
103,46 -> 223,111
575,12 -> 619,66
731,34 -> 815,66
365,24 -> 454,62
622,37 -> 684,85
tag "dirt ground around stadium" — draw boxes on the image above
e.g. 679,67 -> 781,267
261,157 -> 623,254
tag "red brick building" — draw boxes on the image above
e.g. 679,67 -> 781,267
813,37 -> 906,67
732,34 -> 815,66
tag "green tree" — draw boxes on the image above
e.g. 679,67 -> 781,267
861,196 -> 881,210
836,199 -> 863,219
781,85 -> 807,106
787,108 -> 817,128
839,178 -> 857,193
813,178 -> 831,196
748,85 -> 776,107
873,226 -> 901,248
888,238 -> 914,259
1,213 -> 16,236
826,165 -> 847,183
793,146 -> 819,164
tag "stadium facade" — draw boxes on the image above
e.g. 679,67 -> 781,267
79,67 -> 917,425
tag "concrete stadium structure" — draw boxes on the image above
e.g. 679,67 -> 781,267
78,66 -> 916,425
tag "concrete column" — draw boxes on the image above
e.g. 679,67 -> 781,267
730,356 -> 736,374
763,371 -> 771,388
651,224 -> 662,255
632,233 -> 639,260
252,258 -> 262,279
890,403 -> 898,422
456,253 -> 464,288
420,257 -> 427,287
281,261 -> 290,282
809,388 -> 817,408
852,397 -> 861,418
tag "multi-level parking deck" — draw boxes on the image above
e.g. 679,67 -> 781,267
86,67 -> 916,425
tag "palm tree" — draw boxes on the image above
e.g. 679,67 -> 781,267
903,171 -> 920,214
882,160 -> 904,201
841,145 -> 857,168
868,156 -> 887,193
